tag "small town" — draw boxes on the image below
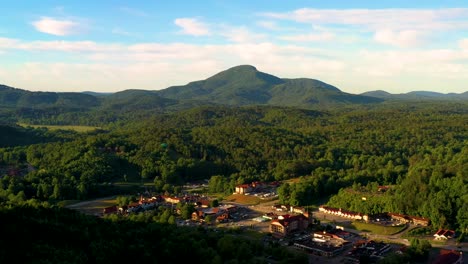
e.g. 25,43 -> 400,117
84,180 -> 466,264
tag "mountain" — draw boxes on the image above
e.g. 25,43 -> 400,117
269,78 -> 381,106
102,89 -> 178,111
362,90 -> 468,100
158,65 -> 283,105
0,84 -> 101,108
82,91 -> 113,97
157,65 -> 382,106
2,65 -> 467,126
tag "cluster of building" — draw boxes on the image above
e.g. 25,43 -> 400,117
318,206 -> 364,220
191,204 -> 238,223
318,205 -> 431,226
293,229 -> 353,257
234,181 -> 280,197
102,194 -> 213,215
345,240 -> 392,263
386,212 -> 430,226
432,249 -> 464,264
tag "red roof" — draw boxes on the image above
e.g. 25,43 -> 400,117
432,250 -> 462,264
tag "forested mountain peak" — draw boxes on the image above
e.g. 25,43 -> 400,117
156,65 -> 381,106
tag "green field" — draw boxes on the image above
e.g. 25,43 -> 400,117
349,221 -> 407,235
18,123 -> 100,132
224,194 -> 261,205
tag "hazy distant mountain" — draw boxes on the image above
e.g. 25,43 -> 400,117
157,65 -> 382,106
82,91 -> 113,97
0,84 -> 100,108
362,90 -> 468,100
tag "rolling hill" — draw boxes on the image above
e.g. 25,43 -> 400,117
362,90 -> 468,100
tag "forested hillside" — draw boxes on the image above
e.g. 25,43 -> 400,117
0,102 -> 466,231
0,205 -> 306,264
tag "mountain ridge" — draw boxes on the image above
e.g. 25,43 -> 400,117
362,90 -> 468,100
1,65 -> 467,114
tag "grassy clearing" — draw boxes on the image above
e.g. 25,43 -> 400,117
349,221 -> 407,235
224,194 -> 261,205
66,196 -> 117,216
18,123 -> 100,132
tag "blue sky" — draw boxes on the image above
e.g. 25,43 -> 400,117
1,1 -> 468,94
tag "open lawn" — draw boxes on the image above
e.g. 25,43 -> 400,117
224,194 -> 261,205
18,123 -> 100,132
65,196 -> 117,216
349,221 -> 407,235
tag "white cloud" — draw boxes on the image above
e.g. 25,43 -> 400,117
373,29 -> 425,47
0,37 -> 20,48
174,18 -> 211,36
0,38 -> 123,52
220,26 -> 267,43
1,38 -> 467,94
262,8 -> 468,47
280,32 -> 335,42
262,8 -> 468,30
32,17 -> 82,36
459,39 -> 468,50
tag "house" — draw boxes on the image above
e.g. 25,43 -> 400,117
318,206 -> 363,220
411,216 -> 430,226
270,214 -> 309,237
195,198 -> 211,207
235,184 -> 252,194
432,249 -> 463,264
191,207 -> 230,223
434,229 -> 456,240
290,206 -> 306,214
164,196 -> 181,204
388,213 -> 411,223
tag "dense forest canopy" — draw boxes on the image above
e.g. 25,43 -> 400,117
0,101 -> 467,232
0,205 -> 307,264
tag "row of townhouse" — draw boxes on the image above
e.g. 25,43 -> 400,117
318,205 -> 431,226
387,213 -> 430,226
318,206 -> 364,220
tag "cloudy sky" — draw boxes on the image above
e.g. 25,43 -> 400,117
1,0 -> 468,94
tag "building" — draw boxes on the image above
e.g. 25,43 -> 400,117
319,206 -> 363,220
270,214 -> 309,237
434,229 -> 456,240
235,184 -> 252,194
411,216 -> 430,226
388,213 -> 411,223
432,249 -> 463,264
